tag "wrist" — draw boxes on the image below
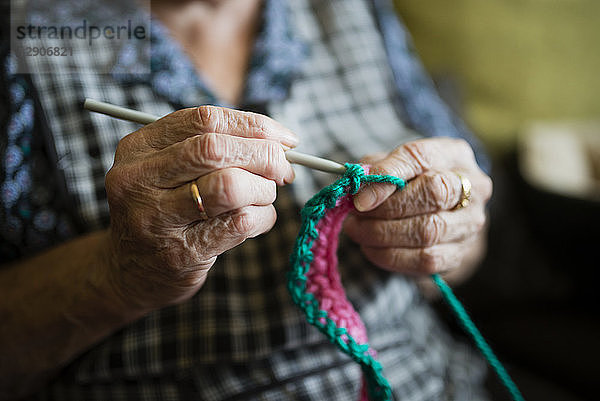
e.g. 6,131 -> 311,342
101,228 -> 212,315
95,229 -> 152,322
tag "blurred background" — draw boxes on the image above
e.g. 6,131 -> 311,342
393,1 -> 599,400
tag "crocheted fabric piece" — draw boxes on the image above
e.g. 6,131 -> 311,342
288,163 -> 525,401
288,163 -> 404,401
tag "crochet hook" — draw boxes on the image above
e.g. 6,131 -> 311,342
83,98 -> 347,175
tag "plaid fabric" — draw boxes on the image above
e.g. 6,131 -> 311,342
14,0 -> 490,399
42,298 -> 488,401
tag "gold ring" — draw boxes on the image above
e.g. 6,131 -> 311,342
190,180 -> 205,212
453,171 -> 472,210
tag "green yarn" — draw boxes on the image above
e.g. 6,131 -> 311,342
288,163 -> 524,401
432,274 -> 525,401
288,163 -> 403,401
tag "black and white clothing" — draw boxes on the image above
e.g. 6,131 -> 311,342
2,0 -> 490,399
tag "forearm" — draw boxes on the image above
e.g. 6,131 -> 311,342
0,230 -> 145,399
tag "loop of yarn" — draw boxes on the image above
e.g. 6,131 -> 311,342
288,163 -> 524,401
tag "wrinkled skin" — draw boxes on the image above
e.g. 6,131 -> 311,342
344,138 -> 493,276
105,106 -> 297,311
106,106 -> 491,311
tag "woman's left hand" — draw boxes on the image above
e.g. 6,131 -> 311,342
343,137 -> 492,277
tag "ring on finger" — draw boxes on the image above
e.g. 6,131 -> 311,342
190,180 -> 209,219
452,171 -> 472,210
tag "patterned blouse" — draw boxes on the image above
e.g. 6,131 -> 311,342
1,0 -> 490,399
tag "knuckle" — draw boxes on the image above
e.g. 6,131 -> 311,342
418,247 -> 443,274
419,214 -> 445,247
427,173 -> 453,209
105,166 -> 129,202
230,209 -> 255,237
198,133 -> 226,166
263,141 -> 286,179
245,111 -> 269,139
403,141 -> 432,171
114,133 -> 136,161
372,221 -> 392,244
196,105 -> 222,132
214,171 -> 241,208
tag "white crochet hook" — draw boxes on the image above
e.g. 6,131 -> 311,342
83,98 -> 347,175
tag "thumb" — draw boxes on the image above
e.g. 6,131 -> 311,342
353,179 -> 397,212
353,163 -> 398,212
353,142 -> 433,211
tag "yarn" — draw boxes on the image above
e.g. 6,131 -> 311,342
432,275 -> 525,401
288,163 -> 524,401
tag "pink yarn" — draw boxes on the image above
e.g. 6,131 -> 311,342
303,166 -> 374,401
305,195 -> 369,344
290,165 -> 401,400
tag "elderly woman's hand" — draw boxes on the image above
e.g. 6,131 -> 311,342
343,138 -> 492,277
104,106 -> 297,311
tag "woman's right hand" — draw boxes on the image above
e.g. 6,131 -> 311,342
104,106 -> 298,312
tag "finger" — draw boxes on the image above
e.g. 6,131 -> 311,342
115,106 -> 299,160
143,133 -> 295,187
344,207 -> 486,248
357,171 -> 463,219
183,205 -> 277,259
353,138 -> 476,212
156,168 -> 277,224
195,168 -> 277,217
154,184 -> 208,226
360,239 -> 475,276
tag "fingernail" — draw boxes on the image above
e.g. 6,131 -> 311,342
354,187 -> 377,211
